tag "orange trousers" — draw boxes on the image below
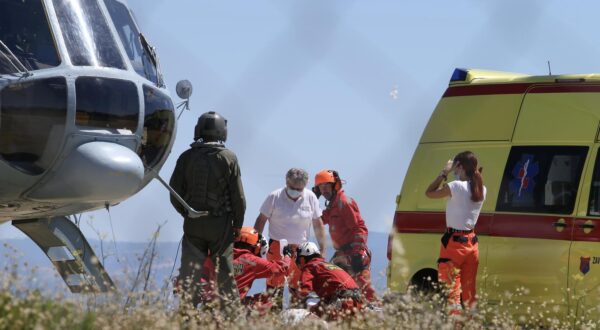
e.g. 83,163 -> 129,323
437,232 -> 479,312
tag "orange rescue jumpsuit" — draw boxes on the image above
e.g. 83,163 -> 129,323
322,190 -> 376,302
299,256 -> 362,319
437,228 -> 479,312
266,240 -> 301,305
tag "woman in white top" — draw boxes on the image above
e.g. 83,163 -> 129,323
425,151 -> 486,315
254,168 -> 327,308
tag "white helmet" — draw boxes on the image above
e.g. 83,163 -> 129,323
297,242 -> 320,257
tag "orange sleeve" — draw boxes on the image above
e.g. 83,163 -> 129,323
253,257 -> 288,279
300,268 -> 314,297
341,199 -> 367,245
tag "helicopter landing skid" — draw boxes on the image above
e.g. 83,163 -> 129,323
12,217 -> 115,293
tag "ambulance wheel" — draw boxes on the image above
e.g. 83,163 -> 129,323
409,269 -> 439,296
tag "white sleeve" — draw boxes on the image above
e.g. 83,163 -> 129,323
259,193 -> 275,218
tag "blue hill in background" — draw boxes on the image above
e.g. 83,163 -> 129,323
0,232 -> 390,296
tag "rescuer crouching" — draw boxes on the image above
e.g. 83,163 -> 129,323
296,242 -> 364,320
233,227 -> 291,313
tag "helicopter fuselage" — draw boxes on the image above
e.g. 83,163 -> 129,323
0,0 -> 176,222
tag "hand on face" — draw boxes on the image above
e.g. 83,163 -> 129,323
442,159 -> 454,175
451,161 -> 463,180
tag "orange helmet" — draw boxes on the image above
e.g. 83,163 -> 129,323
315,170 -> 342,190
236,227 -> 260,246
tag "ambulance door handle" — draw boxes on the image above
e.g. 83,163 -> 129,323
577,223 -> 595,229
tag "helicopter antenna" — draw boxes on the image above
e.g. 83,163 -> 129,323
175,80 -> 193,120
547,60 -> 552,76
105,202 -> 121,262
176,100 -> 190,120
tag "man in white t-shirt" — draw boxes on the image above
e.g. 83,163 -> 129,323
254,168 -> 327,308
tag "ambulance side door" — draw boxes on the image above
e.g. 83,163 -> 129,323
487,146 -> 587,318
570,145 -> 600,320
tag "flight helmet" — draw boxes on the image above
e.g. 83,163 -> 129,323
194,111 -> 227,142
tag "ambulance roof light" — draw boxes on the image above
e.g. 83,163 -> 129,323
450,68 -> 468,82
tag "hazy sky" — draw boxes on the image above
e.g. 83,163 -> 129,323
3,0 -> 600,243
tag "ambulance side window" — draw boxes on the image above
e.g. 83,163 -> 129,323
496,146 -> 588,214
587,151 -> 600,216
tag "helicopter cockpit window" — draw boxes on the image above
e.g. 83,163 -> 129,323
139,85 -> 174,169
0,0 -> 60,74
0,78 -> 67,175
104,0 -> 158,83
52,0 -> 125,69
75,77 -> 138,132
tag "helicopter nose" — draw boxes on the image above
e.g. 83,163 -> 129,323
28,142 -> 144,203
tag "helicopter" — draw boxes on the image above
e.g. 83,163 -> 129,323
0,0 -> 203,293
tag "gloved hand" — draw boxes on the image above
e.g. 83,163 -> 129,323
350,244 -> 368,258
282,245 -> 293,257
312,186 -> 321,198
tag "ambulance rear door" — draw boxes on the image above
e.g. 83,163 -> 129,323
570,143 -> 600,322
510,84 -> 600,320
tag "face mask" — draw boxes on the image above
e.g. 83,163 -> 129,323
287,188 -> 302,199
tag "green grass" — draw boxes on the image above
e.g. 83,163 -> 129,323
0,242 -> 595,330
0,280 -> 587,330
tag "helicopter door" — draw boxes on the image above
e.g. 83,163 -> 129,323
12,217 -> 115,293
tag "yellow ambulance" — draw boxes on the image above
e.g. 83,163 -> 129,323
387,68 -> 600,321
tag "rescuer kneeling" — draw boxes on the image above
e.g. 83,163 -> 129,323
233,227 -> 291,310
296,242 -> 363,319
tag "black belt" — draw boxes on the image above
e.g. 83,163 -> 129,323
452,235 -> 478,244
338,242 -> 353,251
441,232 -> 478,248
446,227 -> 474,234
